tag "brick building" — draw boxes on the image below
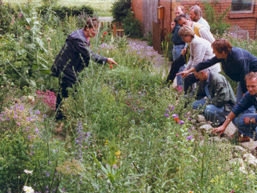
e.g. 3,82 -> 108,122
132,0 -> 257,51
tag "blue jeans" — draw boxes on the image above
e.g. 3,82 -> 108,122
172,44 -> 185,87
172,44 -> 185,61
177,65 -> 185,86
192,98 -> 227,125
233,113 -> 257,140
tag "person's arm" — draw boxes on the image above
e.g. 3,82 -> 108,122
177,57 -> 219,78
212,111 -> 236,135
76,40 -> 118,66
176,67 -> 196,78
212,93 -> 253,135
199,27 -> 215,43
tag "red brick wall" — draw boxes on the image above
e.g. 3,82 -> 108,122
131,0 -> 143,24
179,0 -> 257,39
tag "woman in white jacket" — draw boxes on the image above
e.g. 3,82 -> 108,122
178,25 -> 221,93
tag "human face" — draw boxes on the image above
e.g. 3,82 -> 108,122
175,7 -> 183,17
212,47 -> 227,59
246,78 -> 257,95
189,10 -> 198,22
178,17 -> 188,27
85,25 -> 99,38
182,35 -> 193,43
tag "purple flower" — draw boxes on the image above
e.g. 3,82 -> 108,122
35,110 -> 40,115
165,109 -> 170,113
172,114 -> 178,118
164,113 -> 170,118
168,105 -> 174,112
176,134 -> 179,137
179,120 -> 184,124
35,128 -> 39,133
186,135 -> 193,140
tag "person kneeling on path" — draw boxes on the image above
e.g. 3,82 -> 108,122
213,72 -> 257,141
192,69 -> 236,126
51,17 -> 118,121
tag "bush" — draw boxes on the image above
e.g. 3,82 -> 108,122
122,12 -> 142,38
38,5 -> 94,19
112,0 -> 131,22
112,0 -> 142,38
204,2 -> 230,35
0,3 -> 15,34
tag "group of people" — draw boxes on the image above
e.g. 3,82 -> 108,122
51,6 -> 257,142
168,5 -> 257,141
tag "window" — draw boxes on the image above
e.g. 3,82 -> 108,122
231,0 -> 254,12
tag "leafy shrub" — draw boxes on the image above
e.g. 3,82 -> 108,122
122,12 -> 142,38
0,3 -> 15,34
112,0 -> 131,22
112,0 -> 142,38
204,2 -> 230,35
38,5 -> 94,19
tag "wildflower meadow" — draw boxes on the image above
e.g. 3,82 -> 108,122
0,0 -> 256,192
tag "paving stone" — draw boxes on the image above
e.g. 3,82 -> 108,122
241,141 -> 257,153
243,153 -> 257,167
197,114 -> 206,123
224,122 -> 237,137
199,124 -> 213,134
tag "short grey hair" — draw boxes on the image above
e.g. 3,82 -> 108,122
190,5 -> 202,17
178,25 -> 195,38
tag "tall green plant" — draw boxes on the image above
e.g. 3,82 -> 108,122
204,2 -> 230,35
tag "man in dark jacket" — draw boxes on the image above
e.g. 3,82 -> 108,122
178,39 -> 257,103
192,69 -> 236,126
170,6 -> 185,91
51,17 -> 118,120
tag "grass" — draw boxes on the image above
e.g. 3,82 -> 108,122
3,0 -> 116,16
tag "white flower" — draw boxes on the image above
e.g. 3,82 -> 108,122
27,96 -> 35,103
23,186 -> 34,193
24,169 -> 33,175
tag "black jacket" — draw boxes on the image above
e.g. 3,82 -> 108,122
195,47 -> 257,93
51,29 -> 107,84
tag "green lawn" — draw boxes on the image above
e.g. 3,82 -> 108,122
3,0 -> 116,16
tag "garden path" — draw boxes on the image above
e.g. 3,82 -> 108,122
127,38 -> 171,79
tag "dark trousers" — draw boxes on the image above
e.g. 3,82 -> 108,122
55,79 -> 73,121
166,54 -> 186,84
184,73 -> 198,94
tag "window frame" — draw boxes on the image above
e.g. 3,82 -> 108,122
230,0 -> 255,13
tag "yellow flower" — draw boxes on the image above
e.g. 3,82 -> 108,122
115,150 -> 121,159
104,140 -> 108,146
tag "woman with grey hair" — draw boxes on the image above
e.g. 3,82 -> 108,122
178,25 -> 220,93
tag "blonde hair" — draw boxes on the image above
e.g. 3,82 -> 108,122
178,25 -> 195,38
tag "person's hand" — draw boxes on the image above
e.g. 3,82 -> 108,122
181,47 -> 187,56
244,117 -> 256,125
212,125 -> 226,136
107,58 -> 118,66
177,70 -> 190,78
171,22 -> 176,31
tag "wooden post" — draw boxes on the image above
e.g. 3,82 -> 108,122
113,23 -> 117,37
